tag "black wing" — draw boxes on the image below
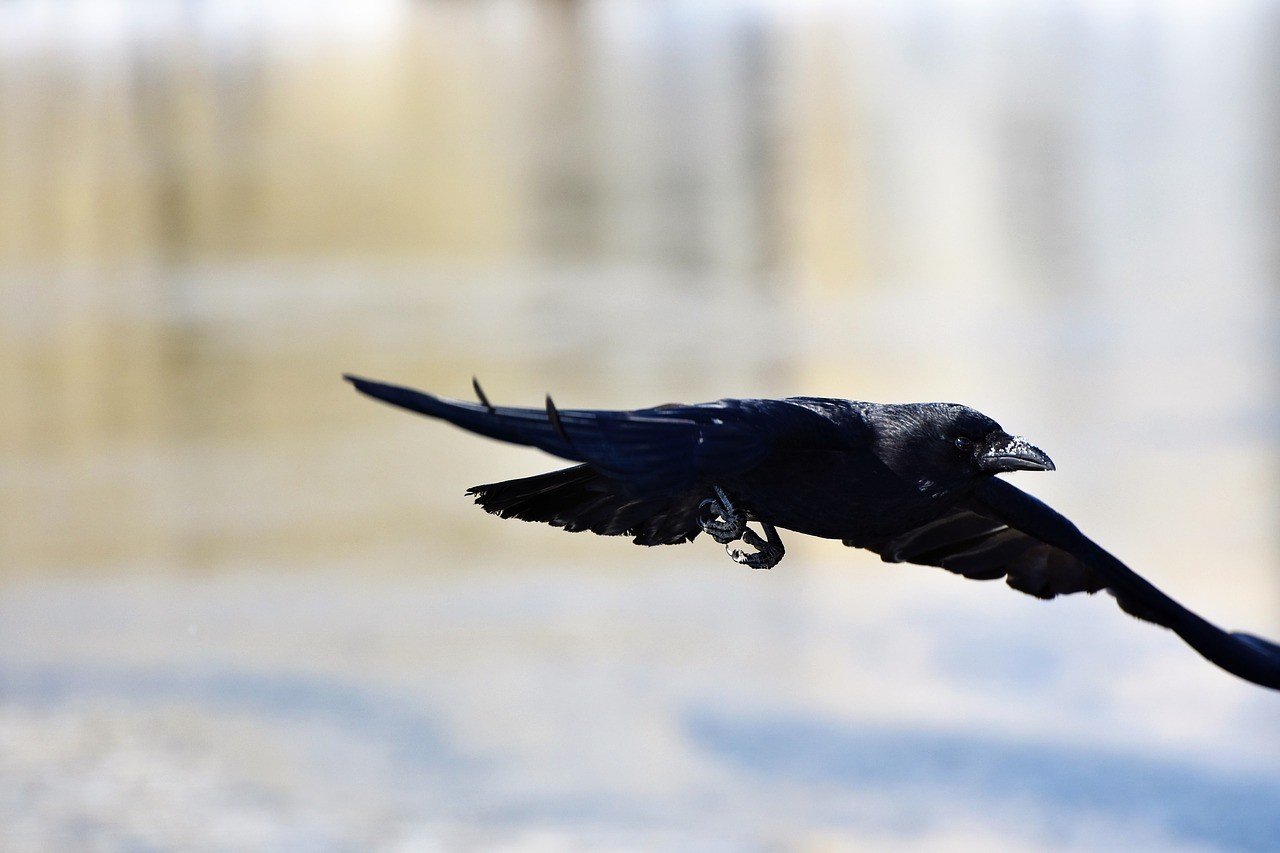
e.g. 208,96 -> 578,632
863,476 -> 1280,691
344,375 -> 850,494
862,499 -> 1107,600
465,464 -> 709,545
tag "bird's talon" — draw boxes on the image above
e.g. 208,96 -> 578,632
726,540 -> 781,570
699,486 -> 786,569
723,522 -> 785,570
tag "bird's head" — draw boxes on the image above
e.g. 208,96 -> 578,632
872,403 -> 1055,496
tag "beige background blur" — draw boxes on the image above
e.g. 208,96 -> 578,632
2,2 -> 1279,851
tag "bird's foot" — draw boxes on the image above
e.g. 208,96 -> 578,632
699,485 -> 745,544
727,523 -> 786,570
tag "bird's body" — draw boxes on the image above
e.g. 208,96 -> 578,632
725,447 -> 938,542
717,399 -> 1012,544
345,374 -> 1280,691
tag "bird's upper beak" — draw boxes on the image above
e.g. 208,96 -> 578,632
979,433 -> 1055,473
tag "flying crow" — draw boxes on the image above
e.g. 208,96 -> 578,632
345,374 -> 1280,691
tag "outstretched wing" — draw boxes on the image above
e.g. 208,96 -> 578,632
465,464 -> 708,545
861,500 -> 1106,600
344,375 -> 850,494
861,476 -> 1280,691
975,478 -> 1280,690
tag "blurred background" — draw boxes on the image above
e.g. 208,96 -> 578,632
2,1 -> 1279,850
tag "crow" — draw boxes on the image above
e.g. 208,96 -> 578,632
345,374 -> 1280,691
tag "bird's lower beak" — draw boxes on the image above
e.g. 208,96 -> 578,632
979,434 -> 1055,473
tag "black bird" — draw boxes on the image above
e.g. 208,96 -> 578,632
345,374 -> 1280,691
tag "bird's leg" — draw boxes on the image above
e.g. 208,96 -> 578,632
728,521 -> 786,570
698,485 -> 746,544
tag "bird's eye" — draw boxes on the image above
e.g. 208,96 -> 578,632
954,436 -> 974,452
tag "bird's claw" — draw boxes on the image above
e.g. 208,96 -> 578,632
727,527 -> 784,570
699,485 -> 745,544
700,486 -> 786,569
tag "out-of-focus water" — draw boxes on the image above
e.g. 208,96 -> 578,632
1,2 -> 1278,850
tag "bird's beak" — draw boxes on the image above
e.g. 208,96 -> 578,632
979,433 -> 1055,473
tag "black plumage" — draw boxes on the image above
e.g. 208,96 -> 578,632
345,374 -> 1280,691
